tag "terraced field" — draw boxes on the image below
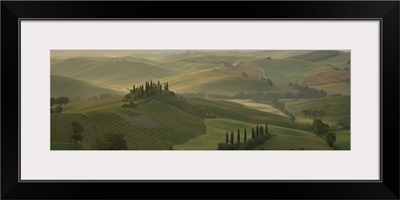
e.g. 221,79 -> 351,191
51,93 -> 206,150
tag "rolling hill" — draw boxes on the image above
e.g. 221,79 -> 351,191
52,90 -> 336,150
50,50 -> 351,150
51,75 -> 124,99
51,57 -> 173,88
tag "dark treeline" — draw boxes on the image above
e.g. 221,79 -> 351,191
288,83 -> 327,99
302,109 -> 325,119
50,96 -> 70,113
218,122 -> 271,150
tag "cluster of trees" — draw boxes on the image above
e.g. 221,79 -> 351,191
51,96 -> 70,113
337,120 -> 350,130
288,83 -> 327,99
71,121 -> 84,149
218,123 -> 271,150
312,119 -> 336,147
270,99 -> 295,122
302,109 -> 326,119
123,80 -> 169,107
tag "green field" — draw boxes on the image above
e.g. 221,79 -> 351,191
51,75 -> 124,99
284,96 -> 350,124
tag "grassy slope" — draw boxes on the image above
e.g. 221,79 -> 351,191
246,58 -> 323,85
51,75 -> 124,99
52,92 -> 206,150
51,57 -> 173,87
335,130 -> 351,150
52,93 -> 342,150
276,96 -> 351,150
311,81 -> 350,96
252,126 -> 332,150
284,96 -> 350,124
175,97 -> 332,150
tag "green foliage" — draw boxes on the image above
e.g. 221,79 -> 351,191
56,96 -> 70,106
325,131 -> 337,147
337,120 -> 350,130
54,105 -> 63,113
217,143 -> 236,150
71,121 -> 84,149
237,129 -> 241,144
225,132 -> 229,143
244,128 -> 247,142
302,109 -> 325,119
71,121 -> 84,134
312,119 -> 330,137
217,134 -> 270,150
230,131 -> 234,145
51,97 -> 56,107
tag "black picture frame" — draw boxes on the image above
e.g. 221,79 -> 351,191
1,1 -> 399,199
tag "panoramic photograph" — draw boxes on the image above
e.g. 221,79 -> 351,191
50,50 -> 350,150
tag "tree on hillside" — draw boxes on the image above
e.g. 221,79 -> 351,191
54,105 -> 63,113
71,121 -> 84,149
265,122 -> 268,134
244,128 -> 247,142
312,119 -> 330,137
252,127 -> 255,139
230,131 -> 234,145
51,97 -> 56,107
256,125 -> 259,137
325,131 -> 336,147
56,96 -> 70,106
237,129 -> 241,144
226,132 -> 229,143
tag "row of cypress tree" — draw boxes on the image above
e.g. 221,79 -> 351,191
218,123 -> 270,150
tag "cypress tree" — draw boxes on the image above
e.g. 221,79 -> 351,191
256,125 -> 259,137
266,122 -> 268,134
260,126 -> 264,135
252,127 -> 255,139
244,128 -> 247,142
150,80 -> 153,94
157,80 -> 160,85
230,131 -> 234,144
237,129 -> 241,144
226,132 -> 229,143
